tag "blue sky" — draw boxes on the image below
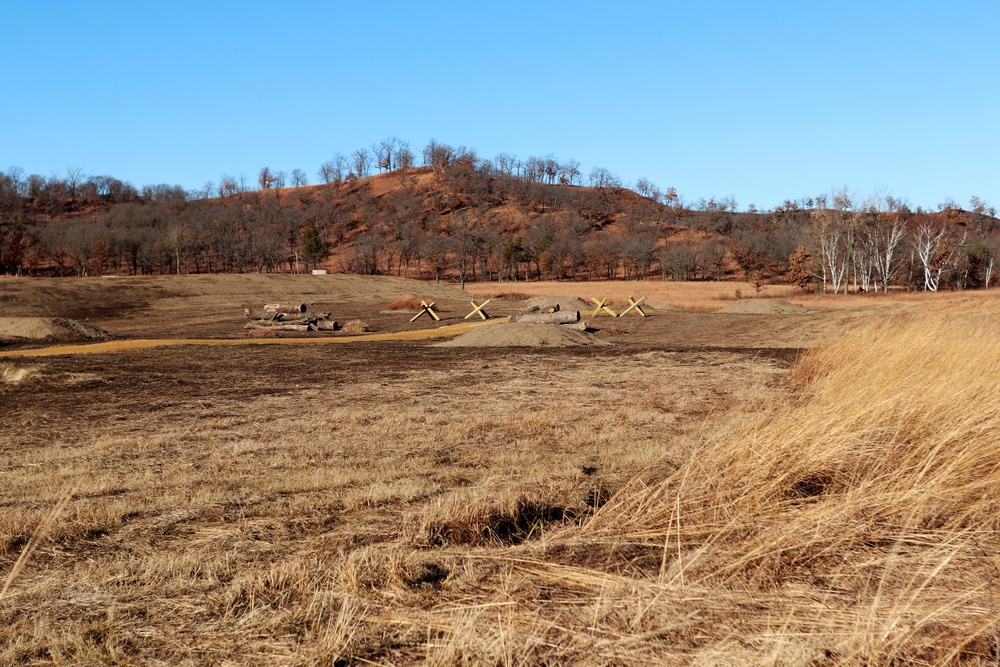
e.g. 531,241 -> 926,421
2,1 -> 997,211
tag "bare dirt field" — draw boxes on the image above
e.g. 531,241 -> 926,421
1,275 -> 997,664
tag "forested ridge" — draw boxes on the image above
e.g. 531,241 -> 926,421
2,138 -> 998,292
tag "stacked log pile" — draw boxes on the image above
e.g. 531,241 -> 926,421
244,303 -> 337,332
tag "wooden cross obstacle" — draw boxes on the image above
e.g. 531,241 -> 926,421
590,298 -> 618,317
409,301 -> 441,322
464,299 -> 491,320
619,296 -> 647,317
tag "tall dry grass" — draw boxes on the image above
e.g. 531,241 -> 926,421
6,308 -> 1000,663
566,311 -> 1000,662
369,309 -> 1000,664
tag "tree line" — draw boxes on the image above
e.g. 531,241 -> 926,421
1,138 -> 998,292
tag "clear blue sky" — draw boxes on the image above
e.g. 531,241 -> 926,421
2,1 -> 997,211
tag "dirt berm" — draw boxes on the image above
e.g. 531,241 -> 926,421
0,317 -> 113,342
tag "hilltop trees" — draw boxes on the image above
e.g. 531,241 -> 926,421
5,143 -> 1000,290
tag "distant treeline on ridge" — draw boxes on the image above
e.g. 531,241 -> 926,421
1,137 -> 997,293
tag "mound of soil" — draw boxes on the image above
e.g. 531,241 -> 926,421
717,299 -> 807,315
435,323 -> 612,348
0,317 -> 113,342
520,296 -> 592,313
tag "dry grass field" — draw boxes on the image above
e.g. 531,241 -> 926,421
1,275 -> 999,665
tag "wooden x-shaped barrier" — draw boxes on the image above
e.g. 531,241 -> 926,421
464,299 -> 491,320
591,296 -> 647,317
620,296 -> 647,317
409,301 -> 441,322
590,298 -> 618,317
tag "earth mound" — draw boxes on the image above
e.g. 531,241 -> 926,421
435,323 -> 612,348
717,299 -> 807,315
520,296 -> 592,313
0,317 -> 113,342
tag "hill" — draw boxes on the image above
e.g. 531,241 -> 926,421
3,157 -> 999,293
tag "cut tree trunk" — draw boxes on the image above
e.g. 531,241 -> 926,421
263,303 -> 307,314
246,308 -> 281,321
269,313 -> 331,325
244,322 -> 309,332
511,310 -> 580,324
559,321 -> 590,331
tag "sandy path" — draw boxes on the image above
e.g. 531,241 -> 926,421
0,320 -> 504,358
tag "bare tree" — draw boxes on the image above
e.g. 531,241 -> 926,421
351,148 -> 371,178
258,167 -> 275,190
318,160 -> 336,184
543,155 -> 559,184
864,192 -> 907,293
494,153 -> 517,177
218,174 -> 238,197
395,143 -> 415,171
914,221 -> 966,291
422,139 -> 455,170
635,177 -> 662,200
290,168 -> 308,187
588,167 -> 621,189
66,166 -> 85,198
319,154 -> 349,184
558,159 -> 581,186
374,137 -> 402,172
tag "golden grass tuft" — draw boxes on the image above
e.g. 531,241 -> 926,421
340,319 -> 370,334
385,295 -> 424,311
572,311 -> 1000,661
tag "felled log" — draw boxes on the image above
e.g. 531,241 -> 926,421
263,303 -> 307,314
269,313 -> 331,325
245,309 -> 331,323
244,322 -> 309,332
313,319 -> 338,331
560,321 -> 590,331
246,308 -> 282,321
511,310 -> 580,324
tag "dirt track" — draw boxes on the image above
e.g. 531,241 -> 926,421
0,320 -> 505,358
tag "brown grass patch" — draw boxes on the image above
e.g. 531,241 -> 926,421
385,295 -> 423,311
491,291 -> 532,301
340,319 -> 371,334
5,287 -> 999,663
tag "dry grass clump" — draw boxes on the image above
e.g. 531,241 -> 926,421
340,319 -> 370,334
420,485 -> 582,547
385,295 -> 423,311
569,311 -> 1000,662
492,291 -> 532,301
